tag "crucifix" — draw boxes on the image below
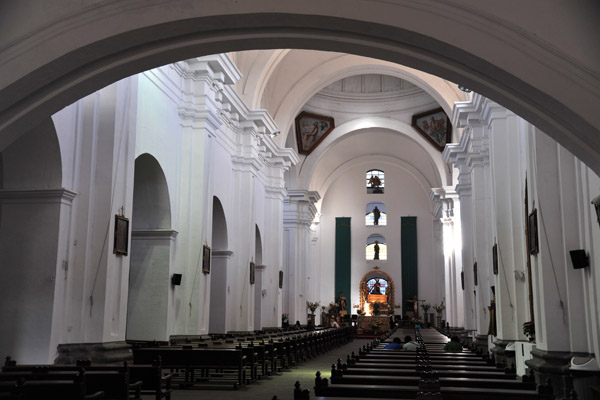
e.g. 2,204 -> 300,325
407,296 -> 426,318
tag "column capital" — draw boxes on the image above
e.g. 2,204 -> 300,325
284,190 -> 321,227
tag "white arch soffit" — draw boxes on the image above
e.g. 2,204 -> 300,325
316,155 -> 436,209
272,54 -> 463,146
240,50 -> 291,110
299,118 -> 447,188
134,152 -> 173,225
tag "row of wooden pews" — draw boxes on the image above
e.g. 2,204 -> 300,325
0,358 -> 171,400
133,326 -> 354,390
307,328 -> 553,400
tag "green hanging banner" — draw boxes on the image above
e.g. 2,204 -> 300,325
401,216 -> 418,315
335,217 -> 351,315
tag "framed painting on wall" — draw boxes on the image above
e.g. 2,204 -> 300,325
113,215 -> 129,256
279,270 -> 283,289
295,111 -> 335,155
411,107 -> 452,151
528,209 -> 539,255
250,262 -> 256,284
492,244 -> 498,275
202,245 -> 211,274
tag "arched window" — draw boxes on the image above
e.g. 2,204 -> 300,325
366,202 -> 387,226
366,169 -> 384,194
366,277 -> 388,295
366,234 -> 387,260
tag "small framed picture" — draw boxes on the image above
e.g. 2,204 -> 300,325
492,244 -> 498,275
202,245 -> 211,274
279,270 -> 283,289
250,262 -> 256,284
113,215 -> 129,256
473,261 -> 478,286
528,209 -> 539,255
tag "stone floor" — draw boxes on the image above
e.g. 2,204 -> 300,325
161,337 -> 372,400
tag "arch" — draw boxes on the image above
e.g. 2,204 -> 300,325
127,153 -> 174,341
271,56 -> 464,145
358,269 -> 396,316
0,120 -> 64,363
1,5 -> 599,173
212,196 -> 228,250
131,154 -> 171,230
209,196 -> 229,333
299,119 -> 449,190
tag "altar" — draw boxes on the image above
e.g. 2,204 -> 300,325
357,315 -> 390,333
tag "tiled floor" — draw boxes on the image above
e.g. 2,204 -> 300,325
166,337 -> 371,400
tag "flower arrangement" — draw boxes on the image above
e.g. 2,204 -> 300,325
432,303 -> 445,314
328,302 -> 339,313
282,313 -> 289,322
372,321 -> 383,331
306,301 -> 320,313
523,321 -> 535,339
421,303 -> 431,313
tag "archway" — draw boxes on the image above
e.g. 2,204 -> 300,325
126,154 -> 174,341
1,4 -> 599,173
0,120 -> 64,363
209,196 -> 229,334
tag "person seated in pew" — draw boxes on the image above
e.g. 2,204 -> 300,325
383,337 -> 403,350
443,335 -> 463,352
401,335 -> 418,351
294,321 -> 302,329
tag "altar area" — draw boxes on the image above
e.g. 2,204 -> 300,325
357,315 -> 390,336
355,270 -> 397,336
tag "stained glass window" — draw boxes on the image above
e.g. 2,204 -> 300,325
366,202 -> 387,226
366,278 -> 388,295
366,169 -> 384,194
366,234 -> 387,260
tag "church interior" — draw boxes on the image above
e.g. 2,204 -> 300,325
0,2 -> 599,399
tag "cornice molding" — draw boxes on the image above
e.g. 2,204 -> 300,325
0,188 -> 77,204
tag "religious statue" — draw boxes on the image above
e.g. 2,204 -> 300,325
373,240 -> 380,260
407,296 -> 422,318
368,175 -> 381,188
338,292 -> 348,312
370,279 -> 382,295
373,206 -> 381,225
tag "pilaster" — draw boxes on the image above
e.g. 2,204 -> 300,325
283,190 -> 320,324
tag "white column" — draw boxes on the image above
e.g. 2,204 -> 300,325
175,57 -> 226,335
283,190 -> 320,325
431,188 -> 464,330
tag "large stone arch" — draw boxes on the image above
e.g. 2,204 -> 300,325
1,3 -> 599,173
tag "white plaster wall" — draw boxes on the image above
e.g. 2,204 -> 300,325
319,159 -> 437,312
134,68 -> 182,222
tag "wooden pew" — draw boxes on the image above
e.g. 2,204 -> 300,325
312,329 -> 552,400
133,347 -> 246,389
